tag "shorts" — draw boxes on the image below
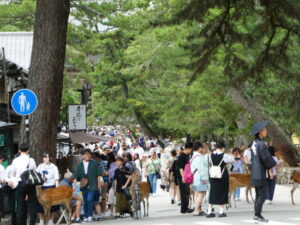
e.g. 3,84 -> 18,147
192,183 -> 208,192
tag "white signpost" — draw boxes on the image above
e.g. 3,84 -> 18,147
68,105 -> 87,130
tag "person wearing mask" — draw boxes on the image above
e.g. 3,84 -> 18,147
191,141 -> 209,216
59,170 -> 82,223
231,147 -> 244,201
145,151 -> 161,195
250,120 -> 276,223
207,141 -> 234,218
74,149 -> 102,222
176,142 -> 193,214
11,143 -> 37,225
36,153 -> 59,225
265,146 -> 280,205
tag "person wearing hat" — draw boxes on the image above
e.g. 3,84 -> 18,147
250,120 -> 276,223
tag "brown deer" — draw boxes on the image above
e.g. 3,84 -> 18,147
228,174 -> 254,208
124,171 -> 150,217
291,171 -> 300,205
36,185 -> 73,225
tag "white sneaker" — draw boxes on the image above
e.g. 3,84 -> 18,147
38,221 -> 44,225
48,220 -> 54,225
87,216 -> 93,222
83,218 -> 88,222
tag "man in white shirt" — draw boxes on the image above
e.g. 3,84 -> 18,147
11,143 -> 37,225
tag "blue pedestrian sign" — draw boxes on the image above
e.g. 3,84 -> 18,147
11,89 -> 38,116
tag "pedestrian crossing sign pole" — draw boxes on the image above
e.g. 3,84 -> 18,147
11,89 -> 38,142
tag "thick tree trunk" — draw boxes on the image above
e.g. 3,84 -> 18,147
234,113 -> 251,147
21,0 -> 70,162
229,87 -> 300,166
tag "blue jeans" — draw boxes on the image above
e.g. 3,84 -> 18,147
82,189 -> 97,218
234,187 -> 241,199
148,173 -> 157,194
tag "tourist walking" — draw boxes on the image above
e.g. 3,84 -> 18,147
207,141 -> 234,218
145,151 -> 161,195
191,141 -> 209,216
176,142 -> 193,214
74,149 -> 102,222
250,120 -> 276,223
36,153 -> 59,225
11,143 -> 37,225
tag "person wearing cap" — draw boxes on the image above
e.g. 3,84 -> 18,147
11,143 -> 37,225
59,170 -> 83,223
36,153 -> 60,225
250,120 -> 276,223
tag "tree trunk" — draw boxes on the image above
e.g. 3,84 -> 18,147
22,0 -> 70,162
229,87 -> 300,166
234,113 -> 251,147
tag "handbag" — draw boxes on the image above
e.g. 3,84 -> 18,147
209,154 -> 225,179
20,158 -> 44,188
151,159 -> 161,179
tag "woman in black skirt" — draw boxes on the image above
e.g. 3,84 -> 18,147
207,141 -> 234,218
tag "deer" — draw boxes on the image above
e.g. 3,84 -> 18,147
228,174 -> 254,208
291,171 -> 300,205
36,185 -> 73,225
123,171 -> 150,218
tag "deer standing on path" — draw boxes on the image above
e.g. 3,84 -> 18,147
36,185 -> 73,225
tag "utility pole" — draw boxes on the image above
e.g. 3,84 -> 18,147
2,47 -> 11,123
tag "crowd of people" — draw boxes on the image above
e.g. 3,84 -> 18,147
0,121 -> 280,224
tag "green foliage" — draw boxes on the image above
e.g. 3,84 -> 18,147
2,0 -> 300,143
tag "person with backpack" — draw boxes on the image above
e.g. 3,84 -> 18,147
190,141 -> 209,216
207,141 -> 234,218
11,143 -> 37,225
176,142 -> 193,214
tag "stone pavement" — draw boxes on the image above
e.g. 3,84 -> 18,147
81,182 -> 300,225
1,182 -> 300,225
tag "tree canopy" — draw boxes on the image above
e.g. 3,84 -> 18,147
1,0 -> 300,153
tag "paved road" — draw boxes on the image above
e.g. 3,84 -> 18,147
78,181 -> 300,225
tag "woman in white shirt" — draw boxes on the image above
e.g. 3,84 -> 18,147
36,153 -> 60,225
